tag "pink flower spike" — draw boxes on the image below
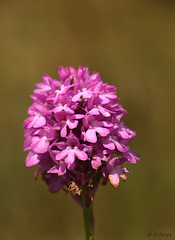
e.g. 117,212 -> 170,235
23,65 -> 140,195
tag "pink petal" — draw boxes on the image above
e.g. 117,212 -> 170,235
82,91 -> 93,99
118,130 -> 130,139
74,150 -> 88,160
24,136 -> 32,151
103,93 -> 117,99
47,166 -> 59,174
33,116 -> 46,128
67,119 -> 78,129
63,106 -> 74,114
67,162 -> 75,170
53,123 -> 61,130
34,168 -> 40,179
95,127 -> 109,137
123,150 -> 140,163
91,158 -> 102,170
103,139 -> 115,150
65,151 -> 75,164
74,114 -> 84,119
56,149 -> 68,160
115,141 -> 128,152
26,152 -> 40,167
88,108 -> 100,115
85,128 -> 97,143
72,92 -> 82,102
23,116 -> 35,129
100,121 -> 113,127
99,108 -> 111,117
44,127 -> 56,140
61,123 -> 67,137
109,172 -> 120,187
58,163 -> 67,175
55,142 -> 66,150
32,136 -> 49,153
99,95 -> 110,104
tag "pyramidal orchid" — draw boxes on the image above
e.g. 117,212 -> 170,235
23,66 -> 140,240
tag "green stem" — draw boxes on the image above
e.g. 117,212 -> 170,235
82,188 -> 94,240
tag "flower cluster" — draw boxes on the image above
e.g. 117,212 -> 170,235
23,66 -> 139,194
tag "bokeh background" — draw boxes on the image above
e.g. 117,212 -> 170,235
0,0 -> 175,240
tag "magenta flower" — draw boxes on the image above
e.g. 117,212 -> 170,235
82,115 -> 113,143
23,66 -> 140,240
53,112 -> 84,137
51,132 -> 88,164
102,156 -> 129,187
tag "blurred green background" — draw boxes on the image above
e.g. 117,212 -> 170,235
0,0 -> 175,239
